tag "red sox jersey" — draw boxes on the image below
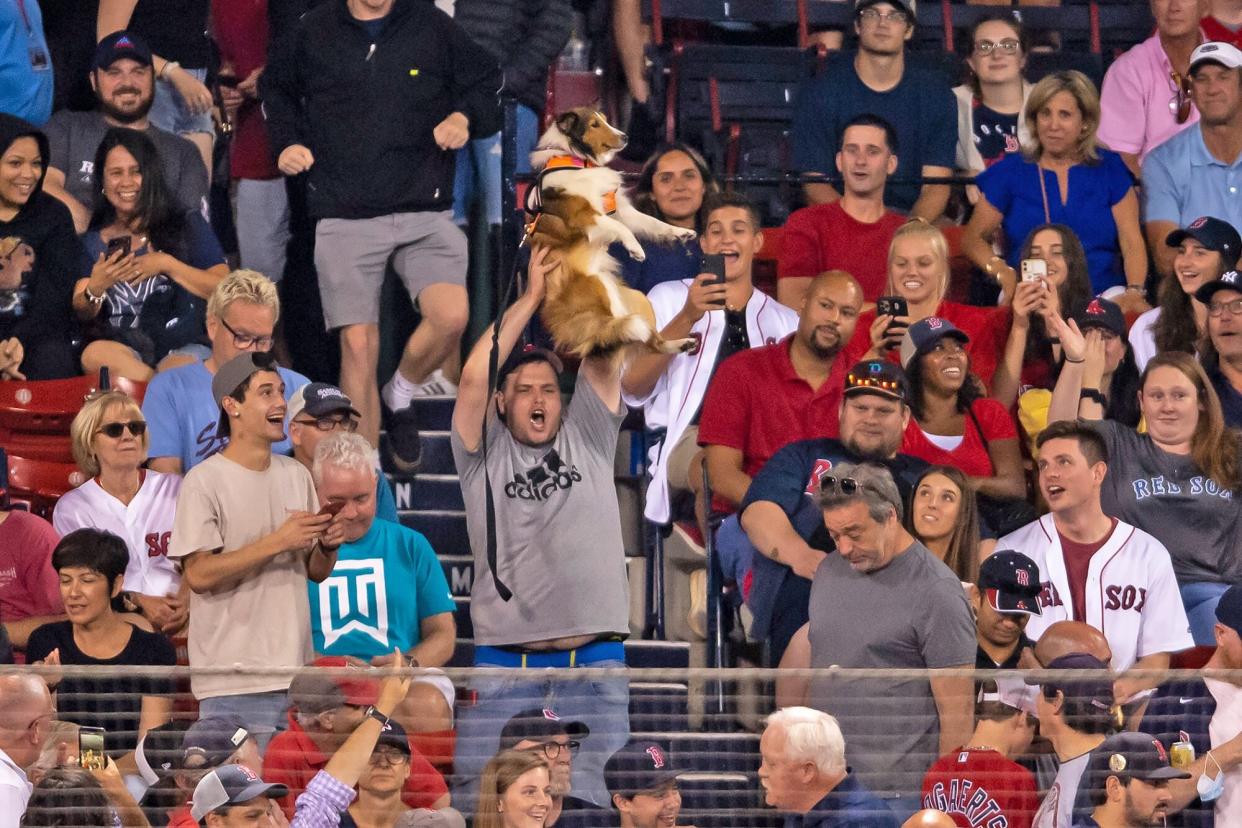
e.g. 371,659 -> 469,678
922,747 -> 1039,828
52,470 -> 181,597
998,514 -> 1194,671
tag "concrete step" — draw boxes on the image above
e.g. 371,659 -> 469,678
390,472 -> 464,511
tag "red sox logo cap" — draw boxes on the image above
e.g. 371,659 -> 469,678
646,745 -> 666,769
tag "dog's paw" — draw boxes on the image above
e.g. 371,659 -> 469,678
626,243 -> 647,261
674,227 -> 697,243
660,337 -> 696,354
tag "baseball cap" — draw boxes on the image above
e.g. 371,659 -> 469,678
899,316 -> 970,370
396,809 -> 468,828
286,382 -> 361,423
211,351 -> 282,438
1071,297 -> 1125,339
497,344 -> 564,388
1165,216 -> 1242,268
856,0 -> 916,18
1215,583 -> 1242,634
133,720 -> 189,786
843,360 -> 908,402
978,676 -> 1039,717
498,708 -> 590,752
1194,269 -> 1242,304
376,718 -> 413,756
94,31 -> 152,70
287,657 -> 380,715
181,716 -> 261,770
1190,41 -> 1242,74
1083,732 -> 1192,788
1025,653 -> 1114,712
978,550 -> 1042,616
605,740 -> 682,800
190,764 -> 287,820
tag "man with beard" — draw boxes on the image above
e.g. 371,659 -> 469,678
735,359 -> 926,663
499,708 -> 596,827
1073,733 -> 1190,828
42,31 -> 207,233
697,269 -> 864,519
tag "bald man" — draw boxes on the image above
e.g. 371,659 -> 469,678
0,674 -> 54,825
902,810 -> 956,828
1032,621 -> 1113,668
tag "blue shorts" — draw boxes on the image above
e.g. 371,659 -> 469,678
149,68 -> 214,137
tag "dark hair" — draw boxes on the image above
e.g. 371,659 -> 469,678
965,14 -> 1027,97
51,528 -> 129,592
701,190 -> 762,232
1018,225 -> 1091,366
905,465 -> 981,584
632,142 -> 720,233
907,348 -> 982,421
88,127 -> 185,253
1036,420 -> 1109,466
1043,684 -> 1119,735
1154,251 -> 1231,356
21,768 -> 112,827
841,112 -> 899,155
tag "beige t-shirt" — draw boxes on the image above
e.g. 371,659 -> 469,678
170,453 -> 318,700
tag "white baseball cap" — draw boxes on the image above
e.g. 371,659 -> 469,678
1190,41 -> 1242,73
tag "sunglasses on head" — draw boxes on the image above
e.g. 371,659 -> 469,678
819,475 -> 860,495
98,420 -> 146,438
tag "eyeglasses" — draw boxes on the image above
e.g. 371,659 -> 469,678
368,748 -> 410,767
974,39 -> 1020,55
1209,298 -> 1242,317
219,316 -> 276,351
819,475 -> 860,495
525,740 -> 580,760
1169,71 -> 1192,124
295,416 -> 358,433
858,8 -> 909,24
97,420 -> 146,438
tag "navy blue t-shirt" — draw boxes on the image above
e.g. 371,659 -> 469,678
791,52 -> 957,213
790,770 -> 900,828
971,100 -> 1020,168
612,237 -> 703,295
1210,364 -> 1242,429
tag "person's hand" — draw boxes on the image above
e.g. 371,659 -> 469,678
273,511 -> 333,554
267,799 -> 291,828
680,273 -> 727,323
1082,328 -> 1107,389
374,648 -> 413,716
524,245 -> 556,307
33,647 -> 62,689
1048,314 -> 1087,363
0,337 -> 24,380
133,594 -> 178,630
370,650 -> 410,669
129,251 -> 171,284
1010,279 -> 1046,328
995,264 -> 1019,306
789,545 -> 827,581
90,757 -> 126,792
1115,289 -> 1151,316
238,65 -> 264,99
86,248 -> 135,295
869,314 -> 909,352
278,144 -> 315,176
433,112 -> 470,151
169,67 -> 213,115
320,512 -> 347,550
219,82 -> 244,120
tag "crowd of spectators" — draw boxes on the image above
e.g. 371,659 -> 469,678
3,0 -> 1242,827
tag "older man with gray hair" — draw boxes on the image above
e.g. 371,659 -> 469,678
785,462 -> 975,821
0,674 -> 55,826
759,706 -> 898,827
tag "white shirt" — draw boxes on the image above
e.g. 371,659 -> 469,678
1128,306 -> 1160,372
1207,677 -> 1242,827
1032,750 -> 1092,828
0,748 -> 32,828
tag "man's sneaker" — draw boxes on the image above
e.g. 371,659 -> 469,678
383,405 -> 422,473
412,369 -> 458,398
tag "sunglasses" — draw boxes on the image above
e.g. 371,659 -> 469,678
1169,71 -> 1192,124
819,475 -> 860,495
98,420 -> 146,438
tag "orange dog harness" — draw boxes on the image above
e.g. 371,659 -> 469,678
537,155 -> 618,215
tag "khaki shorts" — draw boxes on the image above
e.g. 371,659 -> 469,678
665,425 -> 703,493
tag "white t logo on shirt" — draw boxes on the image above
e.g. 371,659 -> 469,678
319,559 -> 389,648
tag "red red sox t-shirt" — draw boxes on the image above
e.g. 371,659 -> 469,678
921,747 -> 1039,828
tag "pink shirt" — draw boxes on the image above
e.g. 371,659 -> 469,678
0,510 -> 63,621
1098,34 -> 1199,164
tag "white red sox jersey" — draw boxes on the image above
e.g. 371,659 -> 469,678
999,514 -> 1193,671
52,471 -> 181,597
1032,750 -> 1092,828
921,747 -> 1039,828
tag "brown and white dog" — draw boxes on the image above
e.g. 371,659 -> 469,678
526,108 -> 697,358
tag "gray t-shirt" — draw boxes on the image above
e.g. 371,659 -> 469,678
1088,419 -> 1242,584
44,110 -> 208,218
451,372 -> 629,646
807,539 -> 975,796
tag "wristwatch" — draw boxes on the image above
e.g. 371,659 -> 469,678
364,706 -> 391,727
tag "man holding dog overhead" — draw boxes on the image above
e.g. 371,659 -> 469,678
261,0 -> 502,448
450,246 -> 630,811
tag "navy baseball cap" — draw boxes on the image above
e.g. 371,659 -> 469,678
1195,269 -> 1242,304
181,716 -> 260,770
605,741 -> 682,801
190,764 -> 287,820
94,31 -> 153,70
498,708 -> 589,751
1166,216 -> 1242,268
844,360 -> 908,402
286,382 -> 360,422
1084,732 -> 1191,785
1071,297 -> 1126,338
856,0 -> 916,18
1025,653 -> 1114,712
1215,584 -> 1242,634
899,316 -> 969,370
978,551 -> 1042,616
377,719 -> 413,757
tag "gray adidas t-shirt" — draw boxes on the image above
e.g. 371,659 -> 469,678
1088,419 -> 1242,584
44,110 -> 208,218
807,539 -> 975,796
451,371 -> 629,647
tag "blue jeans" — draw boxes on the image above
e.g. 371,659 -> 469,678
452,658 -> 630,812
198,691 -> 289,752
148,68 -> 214,136
453,103 -> 539,226
1180,582 -> 1231,646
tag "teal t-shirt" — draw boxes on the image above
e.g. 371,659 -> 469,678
308,518 -> 455,659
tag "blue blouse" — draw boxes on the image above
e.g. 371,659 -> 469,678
978,149 -> 1135,294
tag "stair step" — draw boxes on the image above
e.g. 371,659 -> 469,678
665,732 -> 760,775
629,681 -> 689,732
390,473 -> 464,511
407,396 -> 454,431
625,640 -> 691,669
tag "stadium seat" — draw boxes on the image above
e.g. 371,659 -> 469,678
1,453 -> 84,518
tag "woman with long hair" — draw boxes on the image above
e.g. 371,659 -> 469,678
474,750 -> 552,828
962,71 -> 1149,309
906,465 -> 994,584
1129,216 -> 1240,371
73,127 -> 228,382
991,224 -> 1093,405
1050,324 -> 1242,645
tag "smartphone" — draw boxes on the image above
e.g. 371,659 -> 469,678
216,74 -> 240,89
318,501 -> 345,518
699,253 -> 727,306
105,235 -> 132,258
78,727 -> 105,770
1021,259 -> 1048,282
876,296 -> 909,319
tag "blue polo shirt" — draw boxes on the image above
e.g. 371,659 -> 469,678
1143,124 -> 1242,233
786,771 -> 899,828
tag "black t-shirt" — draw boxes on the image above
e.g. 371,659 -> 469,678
691,307 -> 751,426
26,621 -> 177,755
971,99 -> 1020,169
975,632 -> 1035,670
127,0 -> 211,68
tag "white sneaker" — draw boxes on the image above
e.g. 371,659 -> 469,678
412,369 -> 458,398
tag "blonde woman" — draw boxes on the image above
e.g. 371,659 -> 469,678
962,70 -> 1149,309
53,390 -> 186,633
474,750 -> 552,828
850,219 -> 1011,389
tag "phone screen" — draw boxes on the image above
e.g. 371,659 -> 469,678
106,235 -> 132,258
318,501 -> 345,518
78,727 -> 105,770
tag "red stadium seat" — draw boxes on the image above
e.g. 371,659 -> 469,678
2,454 -> 84,518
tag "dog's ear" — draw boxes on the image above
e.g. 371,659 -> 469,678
556,110 -> 581,137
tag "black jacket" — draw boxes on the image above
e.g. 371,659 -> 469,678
261,0 -> 503,220
454,0 -> 573,114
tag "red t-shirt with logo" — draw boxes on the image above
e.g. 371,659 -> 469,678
921,747 -> 1039,828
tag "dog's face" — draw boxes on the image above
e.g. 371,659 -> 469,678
555,108 -> 627,165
